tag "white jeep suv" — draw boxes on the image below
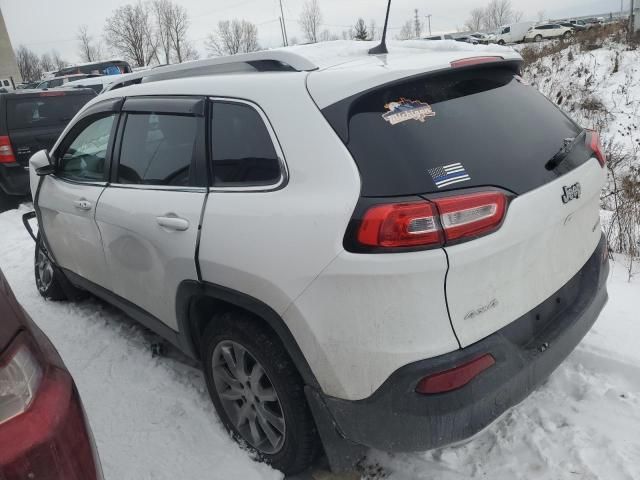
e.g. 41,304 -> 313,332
27,43 -> 609,475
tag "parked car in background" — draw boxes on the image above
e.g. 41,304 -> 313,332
29,45 -> 609,475
454,34 -> 479,44
558,21 -> 587,32
569,19 -> 590,29
423,33 -> 454,40
0,88 -> 95,198
486,22 -> 536,44
36,74 -> 100,90
0,266 -> 103,479
524,23 -> 573,42
0,79 -> 14,91
63,75 -> 124,95
53,59 -> 132,77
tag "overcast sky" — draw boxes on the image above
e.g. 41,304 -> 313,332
0,0 -> 627,62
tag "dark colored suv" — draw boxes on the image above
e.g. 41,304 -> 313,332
0,89 -> 95,198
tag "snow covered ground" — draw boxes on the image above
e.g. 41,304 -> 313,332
0,205 -> 639,480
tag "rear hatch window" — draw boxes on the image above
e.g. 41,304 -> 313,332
6,93 -> 94,131
321,66 -> 590,197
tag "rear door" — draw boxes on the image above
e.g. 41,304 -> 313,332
317,65 -> 605,346
95,96 -> 208,330
6,91 -> 95,168
38,101 -> 120,289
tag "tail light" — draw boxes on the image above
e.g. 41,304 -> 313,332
357,202 -> 443,248
415,354 -> 496,394
0,136 -> 16,164
586,130 -> 606,167
353,190 -> 509,250
0,342 -> 42,425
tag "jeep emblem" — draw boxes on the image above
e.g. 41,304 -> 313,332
561,183 -> 581,204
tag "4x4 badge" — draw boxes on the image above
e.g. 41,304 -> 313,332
561,183 -> 581,204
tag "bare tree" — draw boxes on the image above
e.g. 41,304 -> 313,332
484,0 -> 515,30
318,29 -> 339,41
465,8 -> 486,32
299,0 -> 322,43
40,53 -> 54,73
105,2 -> 159,67
205,19 -> 260,56
369,19 -> 378,40
153,0 -> 193,64
51,50 -> 68,70
537,10 -> 546,22
413,9 -> 422,38
15,46 -> 43,82
77,25 -> 103,62
353,18 -> 368,40
396,20 -> 414,40
514,10 -> 524,22
153,0 -> 172,64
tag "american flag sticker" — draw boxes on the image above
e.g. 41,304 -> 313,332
428,163 -> 471,188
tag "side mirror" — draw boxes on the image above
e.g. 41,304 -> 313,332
29,149 -> 55,176
36,164 -> 56,176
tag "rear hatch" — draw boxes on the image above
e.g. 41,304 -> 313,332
5,90 -> 95,166
317,62 -> 605,346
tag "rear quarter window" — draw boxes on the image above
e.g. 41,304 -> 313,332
321,66 -> 586,197
7,94 -> 94,130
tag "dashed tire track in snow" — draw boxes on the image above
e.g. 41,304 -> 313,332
0,205 -> 638,480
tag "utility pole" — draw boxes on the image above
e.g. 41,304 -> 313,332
631,0 -> 636,35
425,14 -> 432,36
279,0 -> 289,46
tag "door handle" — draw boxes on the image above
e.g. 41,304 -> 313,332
156,216 -> 190,231
73,199 -> 92,211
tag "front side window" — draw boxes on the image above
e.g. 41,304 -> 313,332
117,113 -> 200,186
58,114 -> 116,181
210,102 -> 282,188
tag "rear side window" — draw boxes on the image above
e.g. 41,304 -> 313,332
321,67 -> 585,197
117,113 -> 201,186
210,102 -> 281,188
6,94 -> 94,130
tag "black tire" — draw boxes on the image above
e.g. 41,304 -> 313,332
563,30 -> 572,39
202,312 -> 319,475
535,34 -> 543,42
497,39 -> 505,45
34,235 -> 67,301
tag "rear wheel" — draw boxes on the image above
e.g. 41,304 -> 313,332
535,34 -> 543,42
34,235 -> 67,301
497,39 -> 505,45
202,312 -> 319,475
563,30 -> 572,39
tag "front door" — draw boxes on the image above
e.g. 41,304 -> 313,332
95,97 -> 207,329
37,112 -> 118,289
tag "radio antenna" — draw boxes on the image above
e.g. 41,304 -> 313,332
369,0 -> 391,55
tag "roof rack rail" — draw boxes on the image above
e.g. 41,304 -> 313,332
139,50 -> 318,84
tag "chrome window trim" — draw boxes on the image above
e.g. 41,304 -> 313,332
106,183 -> 207,193
208,96 -> 289,193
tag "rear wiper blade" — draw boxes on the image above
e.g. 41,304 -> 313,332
545,132 -> 585,171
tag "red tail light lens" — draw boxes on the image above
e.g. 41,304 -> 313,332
586,130 -> 606,167
415,354 -> 496,394
0,136 -> 16,164
355,191 -> 508,250
434,191 -> 507,242
450,56 -> 503,68
358,201 -> 443,248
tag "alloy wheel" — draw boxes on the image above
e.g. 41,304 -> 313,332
36,247 -> 54,292
212,340 -> 286,454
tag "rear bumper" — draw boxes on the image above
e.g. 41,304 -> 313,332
319,235 -> 609,452
0,162 -> 30,196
